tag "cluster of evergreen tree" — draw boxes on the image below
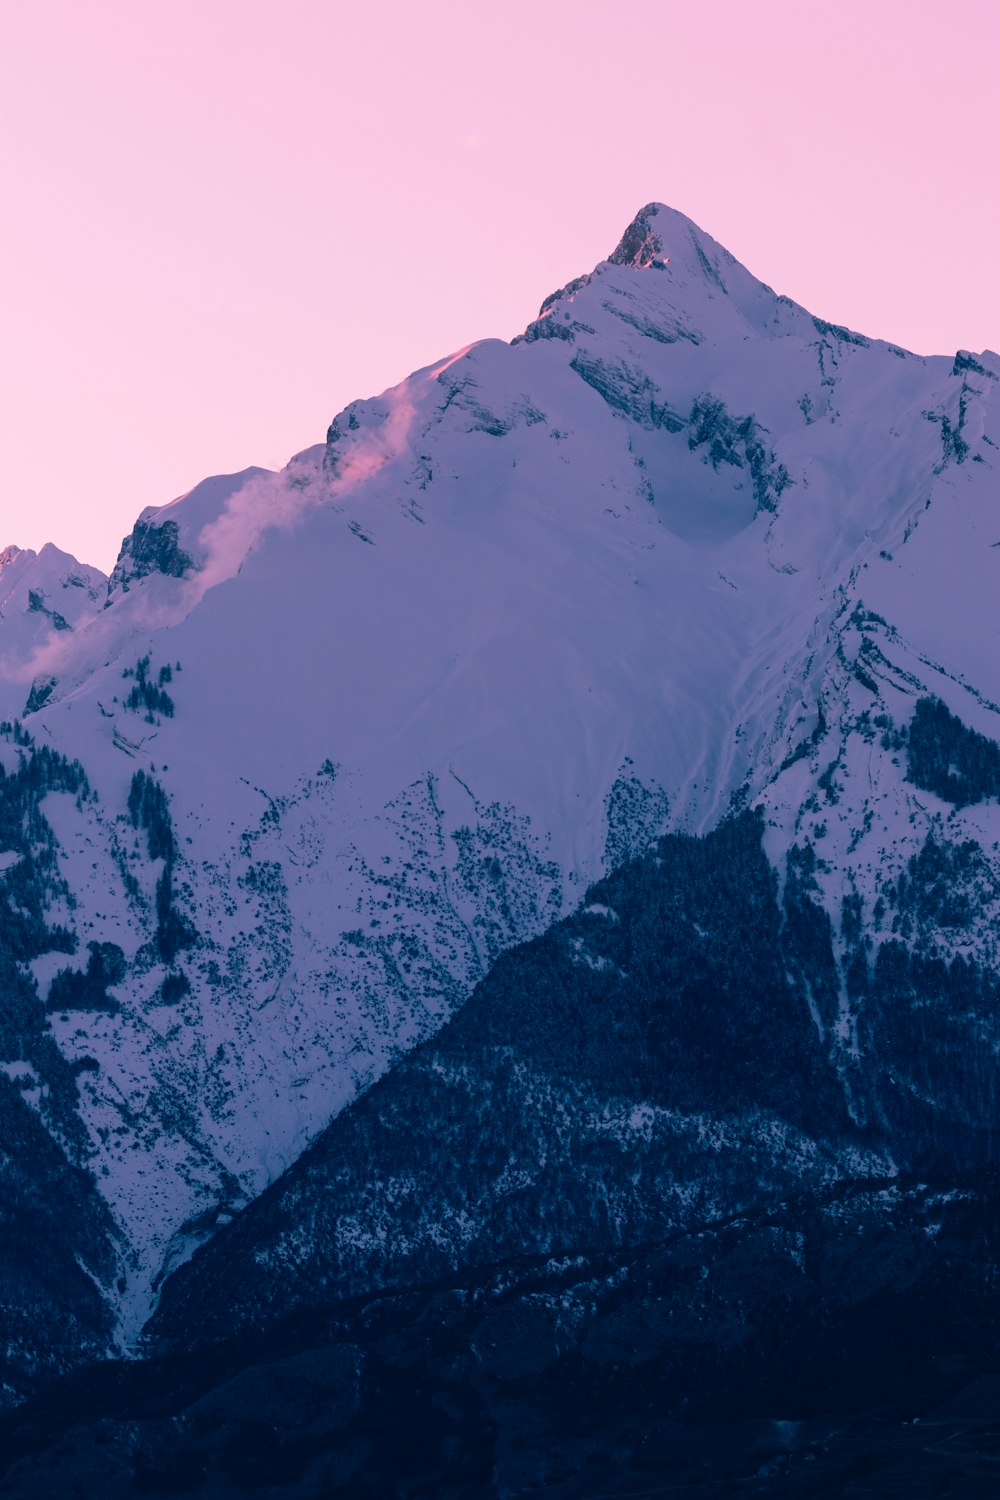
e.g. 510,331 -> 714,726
127,770 -> 174,860
857,938 -> 1000,1168
0,728 -> 88,963
122,657 -> 175,722
906,695 -> 1000,806
126,770 -> 194,965
152,811 -> 859,1348
0,1057 -> 120,1409
154,860 -> 195,964
47,942 -> 125,1014
477,806 -> 844,1131
0,727 -> 102,1150
895,832 -> 986,931
158,971 -> 191,1005
153,798 -> 1000,1358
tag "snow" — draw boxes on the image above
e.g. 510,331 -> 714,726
0,544 -> 106,717
4,200 -> 1000,1338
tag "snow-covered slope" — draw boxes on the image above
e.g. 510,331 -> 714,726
3,203 -> 1000,1387
0,544 -> 106,716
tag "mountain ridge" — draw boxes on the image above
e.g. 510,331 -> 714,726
0,201 -> 998,1415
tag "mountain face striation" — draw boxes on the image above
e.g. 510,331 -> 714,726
2,203 -> 1000,1494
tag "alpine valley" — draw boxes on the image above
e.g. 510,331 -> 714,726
2,204 -> 1000,1497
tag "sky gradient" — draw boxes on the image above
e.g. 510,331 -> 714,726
3,0 -> 998,571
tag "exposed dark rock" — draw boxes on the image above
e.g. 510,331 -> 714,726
110,518 -> 192,593
537,272 -> 594,318
608,202 -> 664,269
687,394 -> 791,514
812,316 -> 870,347
953,349 -> 997,380
26,591 -> 70,630
23,677 -> 56,715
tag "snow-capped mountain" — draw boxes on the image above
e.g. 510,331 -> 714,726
0,543 -> 106,712
2,202 -> 1000,1407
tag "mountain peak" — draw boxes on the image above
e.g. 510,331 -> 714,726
608,202 -> 667,269
525,200 -> 806,348
608,201 -> 741,294
0,543 -> 26,569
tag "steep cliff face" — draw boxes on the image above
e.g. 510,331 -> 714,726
1,202 -> 999,1407
105,467 -> 273,596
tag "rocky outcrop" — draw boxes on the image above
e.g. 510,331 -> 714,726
108,517 -> 192,593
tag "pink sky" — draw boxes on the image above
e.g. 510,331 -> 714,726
2,0 -> 998,572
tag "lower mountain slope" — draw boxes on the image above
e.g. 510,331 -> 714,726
3,809 -> 1000,1495
148,802 -> 1000,1353
0,734 -> 125,1404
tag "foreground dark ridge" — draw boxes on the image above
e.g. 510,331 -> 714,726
6,803 -> 1000,1494
3,1167 -> 1000,1496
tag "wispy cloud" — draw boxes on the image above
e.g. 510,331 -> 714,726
195,385 -> 419,588
2,379 -> 426,707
